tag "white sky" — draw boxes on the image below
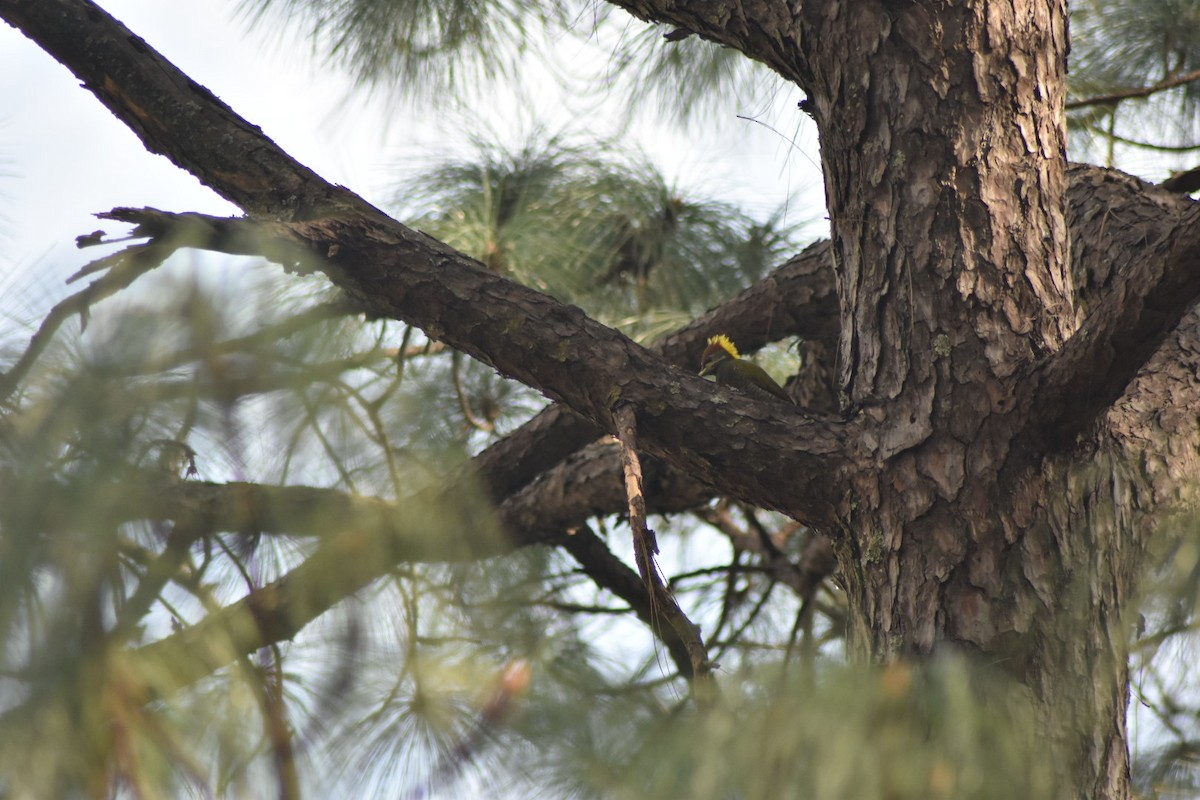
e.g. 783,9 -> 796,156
0,0 -> 827,323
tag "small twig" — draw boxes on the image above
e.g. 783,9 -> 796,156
736,113 -> 822,173
1078,123 -> 1200,154
670,562 -> 767,585
372,324 -> 417,411
0,240 -> 178,403
452,351 -> 494,433
0,205 -> 339,405
112,519 -> 204,642
94,207 -> 318,271
614,404 -> 660,592
742,505 -> 789,560
1067,66 -> 1200,110
535,600 -> 632,615
558,525 -> 695,678
612,404 -> 716,693
712,580 -> 778,665
696,505 -> 811,595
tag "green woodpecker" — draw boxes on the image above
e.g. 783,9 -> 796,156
699,334 -> 792,404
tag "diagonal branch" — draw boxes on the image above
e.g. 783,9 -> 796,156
1024,168 -> 1200,452
614,404 -> 714,685
0,1 -> 853,525
88,206 -> 840,511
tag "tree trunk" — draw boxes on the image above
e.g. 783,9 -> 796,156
801,2 -> 1130,795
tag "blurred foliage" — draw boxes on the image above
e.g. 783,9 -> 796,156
1129,511 -> 1200,798
0,259 -> 512,795
237,0 -> 566,106
601,657 -> 1058,800
238,0 -> 785,130
394,135 -> 798,329
1070,0 -> 1200,105
580,6 -> 792,128
245,0 -> 1200,175
1069,0 -> 1200,169
0,234 -> 816,797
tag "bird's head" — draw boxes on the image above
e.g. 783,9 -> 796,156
699,334 -> 739,376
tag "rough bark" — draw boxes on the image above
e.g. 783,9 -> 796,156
789,3 -> 1131,796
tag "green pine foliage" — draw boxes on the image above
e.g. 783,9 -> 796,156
394,136 -> 797,331
238,0 -> 565,104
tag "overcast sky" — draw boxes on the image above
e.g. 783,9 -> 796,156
0,3 -> 400,296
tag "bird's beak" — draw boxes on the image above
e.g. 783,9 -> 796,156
698,362 -> 715,377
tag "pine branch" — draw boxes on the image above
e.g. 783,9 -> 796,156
599,0 -> 809,86
1025,168 -> 1200,453
614,403 -> 715,688
55,197 -> 851,524
1067,66 -> 1200,110
1077,124 -> 1200,154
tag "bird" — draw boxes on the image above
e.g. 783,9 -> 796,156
698,334 -> 793,404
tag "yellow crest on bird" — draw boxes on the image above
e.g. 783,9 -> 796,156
703,334 -> 739,361
699,334 -> 792,404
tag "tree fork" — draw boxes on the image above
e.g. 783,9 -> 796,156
0,0 -> 856,524
792,2 -> 1134,796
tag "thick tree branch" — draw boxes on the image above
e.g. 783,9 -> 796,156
452,165 -> 1200,538
95,210 -> 838,510
0,1 -> 853,525
600,0 -> 809,86
1026,168 -> 1200,451
438,160 -> 1200,528
495,440 -> 711,540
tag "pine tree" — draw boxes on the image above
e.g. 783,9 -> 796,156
3,0 -> 1200,797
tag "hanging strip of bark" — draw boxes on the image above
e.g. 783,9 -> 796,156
612,404 -> 714,690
